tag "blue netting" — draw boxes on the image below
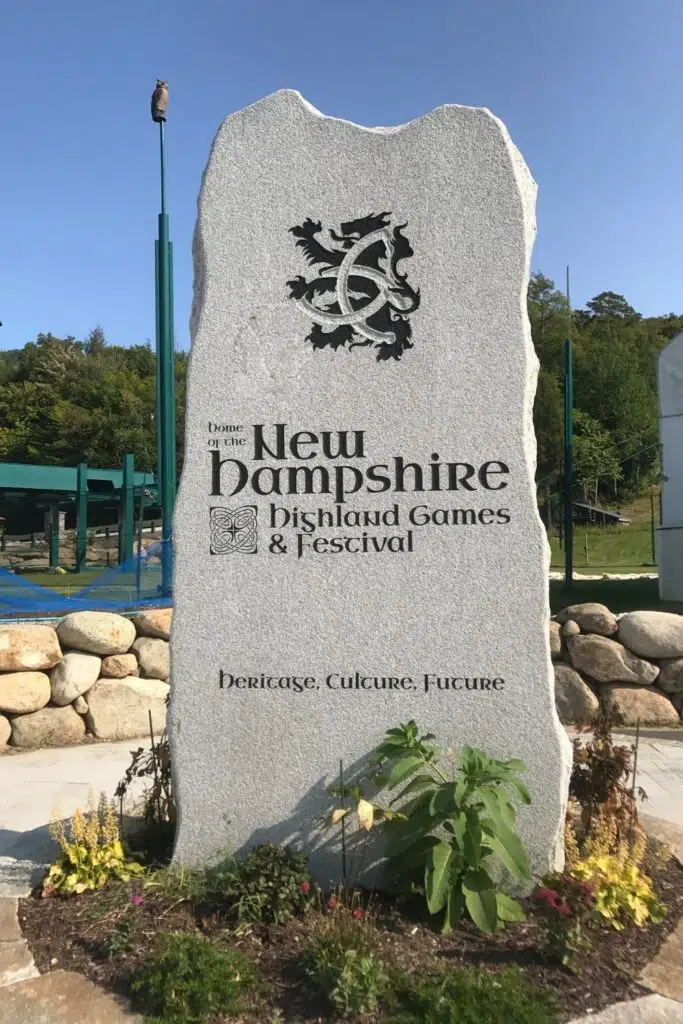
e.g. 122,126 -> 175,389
0,541 -> 173,617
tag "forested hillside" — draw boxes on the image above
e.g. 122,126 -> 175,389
0,278 -> 681,511
529,275 -> 682,509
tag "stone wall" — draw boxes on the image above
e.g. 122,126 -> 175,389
1,604 -> 681,750
552,606 -> 683,727
0,610 -> 171,749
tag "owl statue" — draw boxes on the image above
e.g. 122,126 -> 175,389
151,80 -> 169,123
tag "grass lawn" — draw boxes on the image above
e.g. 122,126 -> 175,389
549,522 -> 656,571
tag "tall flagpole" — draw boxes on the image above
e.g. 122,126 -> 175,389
152,86 -> 176,598
563,265 -> 574,588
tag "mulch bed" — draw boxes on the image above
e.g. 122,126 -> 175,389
20,848 -> 683,1023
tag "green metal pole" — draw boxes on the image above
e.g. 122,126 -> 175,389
563,266 -> 574,588
47,503 -> 60,569
155,118 -> 176,597
76,462 -> 88,573
135,484 -> 147,602
122,453 -> 135,565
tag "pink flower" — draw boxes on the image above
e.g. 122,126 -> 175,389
300,882 -> 311,894
327,897 -> 338,910
131,893 -> 143,907
352,909 -> 364,920
557,899 -> 571,917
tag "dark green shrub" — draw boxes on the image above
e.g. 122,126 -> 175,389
385,967 -> 559,1024
131,931 -> 255,1024
208,843 -> 313,924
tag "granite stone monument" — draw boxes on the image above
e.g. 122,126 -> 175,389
170,90 -> 571,880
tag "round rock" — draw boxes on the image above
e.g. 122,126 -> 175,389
11,705 -> 86,748
562,620 -> 581,638
101,653 -> 138,678
549,620 -> 562,658
659,658 -> 683,694
0,624 -> 62,672
617,611 -> 683,659
602,685 -> 680,727
132,637 -> 169,680
556,603 -> 617,636
85,677 -> 169,741
132,608 -> 173,640
0,671 -> 51,714
56,612 -> 136,656
568,634 -> 659,685
554,664 -> 599,725
50,652 -> 102,706
0,713 -> 10,748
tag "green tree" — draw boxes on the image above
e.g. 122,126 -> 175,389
572,411 -> 622,504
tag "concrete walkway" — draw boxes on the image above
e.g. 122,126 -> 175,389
0,741 -> 145,897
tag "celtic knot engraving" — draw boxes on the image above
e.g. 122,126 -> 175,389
287,212 -> 420,362
210,506 -> 257,555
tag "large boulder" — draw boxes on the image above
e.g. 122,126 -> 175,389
549,620 -> 561,659
50,652 -> 102,706
617,611 -> 683,659
132,638 -> 169,680
554,664 -> 599,724
56,612 -> 136,656
101,653 -> 138,678
658,658 -> 683,694
0,713 -> 10,748
602,685 -> 680,727
0,625 -> 62,672
568,635 -> 659,685
85,677 -> 169,741
0,671 -> 51,714
556,603 -> 618,636
132,608 -> 173,640
11,705 -> 86,748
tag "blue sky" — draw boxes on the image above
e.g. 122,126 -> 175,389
1,0 -> 680,351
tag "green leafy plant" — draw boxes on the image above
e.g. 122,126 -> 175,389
43,796 -> 144,896
385,966 -> 559,1024
105,918 -> 135,958
206,843 -> 314,925
132,932 -> 255,1024
328,721 -> 532,934
299,903 -> 386,1018
534,874 -> 596,964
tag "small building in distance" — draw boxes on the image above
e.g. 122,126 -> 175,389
572,502 -> 631,527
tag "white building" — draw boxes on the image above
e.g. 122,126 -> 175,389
658,330 -> 683,600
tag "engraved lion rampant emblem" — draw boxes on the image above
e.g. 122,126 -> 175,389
286,212 -> 421,362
